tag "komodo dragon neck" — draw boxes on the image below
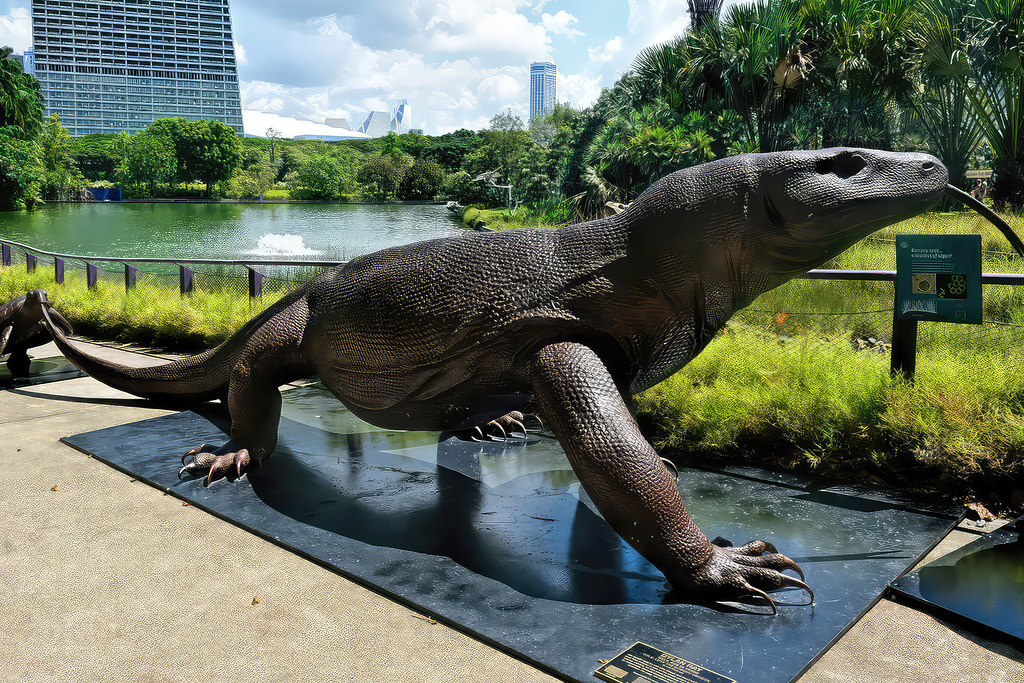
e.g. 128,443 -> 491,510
552,185 -> 776,393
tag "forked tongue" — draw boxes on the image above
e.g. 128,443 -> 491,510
944,184 -> 1024,256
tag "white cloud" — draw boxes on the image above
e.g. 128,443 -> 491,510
557,72 -> 603,108
0,7 -> 31,54
233,40 -> 248,66
541,11 -> 583,41
588,36 -> 622,64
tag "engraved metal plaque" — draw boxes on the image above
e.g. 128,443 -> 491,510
595,642 -> 736,683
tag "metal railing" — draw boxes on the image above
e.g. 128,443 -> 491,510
3,237 -> 1024,380
0,238 -> 346,298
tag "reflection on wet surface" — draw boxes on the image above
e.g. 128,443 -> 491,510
892,522 -> 1024,642
64,382 -> 957,682
0,356 -> 83,387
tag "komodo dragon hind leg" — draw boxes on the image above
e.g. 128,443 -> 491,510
530,341 -> 811,613
179,365 -> 283,487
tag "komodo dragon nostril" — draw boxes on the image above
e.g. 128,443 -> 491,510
922,161 -> 935,170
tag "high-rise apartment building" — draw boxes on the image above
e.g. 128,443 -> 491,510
30,0 -> 244,136
529,61 -> 556,122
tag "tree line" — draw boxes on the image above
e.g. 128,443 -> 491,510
0,0 -> 1020,213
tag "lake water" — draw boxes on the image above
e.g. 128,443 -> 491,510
0,202 -> 464,261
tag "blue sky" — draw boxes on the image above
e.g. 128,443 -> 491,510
0,1 -> 743,135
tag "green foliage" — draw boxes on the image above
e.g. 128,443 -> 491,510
0,125 -> 40,210
117,131 -> 176,197
0,47 -> 43,137
177,119 -> 241,195
356,154 -> 412,201
38,114 -> 86,200
289,151 -> 357,200
74,134 -> 122,181
0,265 -> 279,349
442,169 -> 490,204
428,129 -> 483,172
398,157 -> 446,200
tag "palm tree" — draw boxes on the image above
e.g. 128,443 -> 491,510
0,46 -> 43,138
918,0 -> 1024,207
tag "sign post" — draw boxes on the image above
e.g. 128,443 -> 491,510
893,235 -> 982,379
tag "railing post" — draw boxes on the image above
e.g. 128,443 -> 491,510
25,252 -> 36,273
247,266 -> 263,299
179,264 -> 194,296
124,263 -> 138,291
1,243 -> 10,267
890,314 -> 918,380
86,262 -> 98,289
54,257 -> 64,284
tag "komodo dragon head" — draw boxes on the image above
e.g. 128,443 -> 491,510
749,148 -> 948,273
624,148 -> 949,297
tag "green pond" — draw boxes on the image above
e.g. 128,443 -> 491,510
0,202 -> 464,262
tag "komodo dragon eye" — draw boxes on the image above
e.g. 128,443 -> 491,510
815,152 -> 867,179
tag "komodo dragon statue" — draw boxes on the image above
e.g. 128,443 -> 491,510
41,148 -> 956,611
0,290 -> 72,377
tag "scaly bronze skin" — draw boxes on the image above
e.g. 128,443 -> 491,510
42,148 -> 948,610
0,290 -> 72,377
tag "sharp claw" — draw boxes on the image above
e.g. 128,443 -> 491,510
487,420 -> 507,439
508,418 -> 527,436
660,456 -> 679,481
470,426 -> 484,442
744,583 -> 778,615
182,448 -> 200,465
779,575 -> 814,604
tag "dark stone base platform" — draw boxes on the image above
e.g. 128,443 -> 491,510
890,518 -> 1024,646
0,355 -> 84,387
62,384 -> 956,682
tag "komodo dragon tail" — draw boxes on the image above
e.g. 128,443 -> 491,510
39,286 -> 309,403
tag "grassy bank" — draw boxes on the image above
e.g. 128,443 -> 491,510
0,267 -> 281,349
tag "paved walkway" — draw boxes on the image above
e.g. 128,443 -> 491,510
1,341 -> 1021,681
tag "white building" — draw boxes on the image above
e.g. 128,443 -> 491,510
356,99 -> 414,137
530,61 -> 556,122
30,0 -> 244,136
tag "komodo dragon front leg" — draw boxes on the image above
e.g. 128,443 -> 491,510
531,341 -> 811,610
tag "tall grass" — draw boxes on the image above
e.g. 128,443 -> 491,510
0,267 -> 281,348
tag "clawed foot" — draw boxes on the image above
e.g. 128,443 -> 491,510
460,410 -> 544,442
179,444 -> 252,487
687,539 -> 812,614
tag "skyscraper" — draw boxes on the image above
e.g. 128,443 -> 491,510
30,0 -> 244,136
530,61 -> 556,122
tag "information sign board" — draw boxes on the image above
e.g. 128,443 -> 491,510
895,235 -> 981,323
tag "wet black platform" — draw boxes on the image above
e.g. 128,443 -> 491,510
62,384 -> 955,682
0,356 -> 83,387
890,519 -> 1024,645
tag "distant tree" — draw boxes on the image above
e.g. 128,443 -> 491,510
356,154 -> 412,201
487,110 -> 529,175
529,115 -> 556,146
398,157 -> 446,200
74,133 -> 123,181
289,151 -> 358,200
0,125 -> 40,210
177,119 -> 241,196
118,131 -> 176,196
441,170 -> 489,205
38,114 -> 86,200
265,127 -> 281,164
228,161 -> 275,199
428,129 -> 483,172
144,117 -> 188,187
